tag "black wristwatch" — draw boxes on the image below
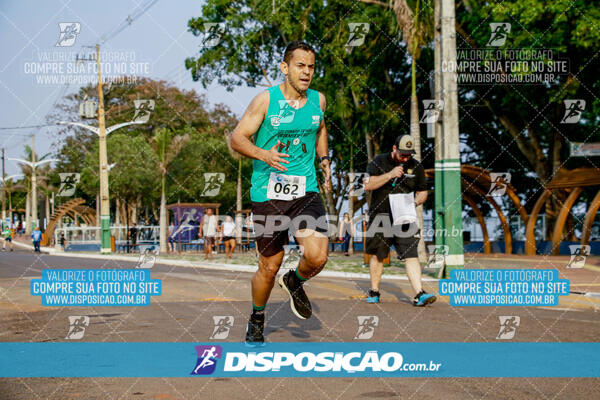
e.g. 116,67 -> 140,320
320,156 -> 331,163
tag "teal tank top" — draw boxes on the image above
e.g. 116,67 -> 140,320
250,85 -> 323,202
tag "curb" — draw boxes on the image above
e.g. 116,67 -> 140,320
47,251 -> 439,282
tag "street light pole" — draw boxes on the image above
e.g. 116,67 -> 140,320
58,124 -> 147,252
96,44 -> 111,253
56,118 -> 147,255
31,135 -> 37,231
434,0 -> 464,276
57,44 -> 149,253
7,156 -> 56,233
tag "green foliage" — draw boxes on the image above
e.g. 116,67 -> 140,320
50,78 -> 242,216
168,132 -> 252,214
80,133 -> 160,201
187,0 -> 420,213
457,0 -> 600,208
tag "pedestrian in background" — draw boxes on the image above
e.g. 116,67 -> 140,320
2,225 -> 14,251
337,212 -> 355,256
31,226 -> 42,253
363,135 -> 436,306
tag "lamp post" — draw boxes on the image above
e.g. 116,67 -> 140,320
8,159 -> 56,233
57,120 -> 147,253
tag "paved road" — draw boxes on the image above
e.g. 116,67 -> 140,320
1,249 -> 600,399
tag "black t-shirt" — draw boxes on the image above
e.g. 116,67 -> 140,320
366,153 -> 427,217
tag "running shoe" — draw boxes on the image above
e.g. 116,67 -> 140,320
413,290 -> 437,307
278,270 -> 312,319
245,312 -> 265,347
366,289 -> 380,303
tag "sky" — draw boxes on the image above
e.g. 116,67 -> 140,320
0,0 -> 264,176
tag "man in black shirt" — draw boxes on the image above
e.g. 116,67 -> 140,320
364,135 -> 436,306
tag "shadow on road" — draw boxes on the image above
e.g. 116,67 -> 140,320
350,279 -> 413,304
264,301 -> 323,339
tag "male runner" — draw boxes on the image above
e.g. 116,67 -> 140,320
364,135 -> 436,306
231,41 -> 331,346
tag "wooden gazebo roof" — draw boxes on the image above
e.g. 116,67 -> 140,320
546,168 -> 600,189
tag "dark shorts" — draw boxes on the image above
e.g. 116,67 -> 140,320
223,236 -> 235,242
251,191 -> 328,257
365,220 -> 420,260
4,237 -> 11,242
204,236 -> 215,247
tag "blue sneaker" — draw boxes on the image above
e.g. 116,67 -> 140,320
366,290 -> 380,303
413,291 -> 436,307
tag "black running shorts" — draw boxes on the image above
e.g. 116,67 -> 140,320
251,191 -> 328,257
365,220 -> 420,260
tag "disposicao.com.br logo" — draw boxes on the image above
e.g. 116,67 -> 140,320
190,344 -> 442,376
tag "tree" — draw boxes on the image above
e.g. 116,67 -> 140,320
361,0 -> 435,260
151,127 -> 190,252
80,133 -> 160,225
50,78 -> 240,226
225,129 -> 245,241
186,0 -> 414,220
456,0 -> 600,238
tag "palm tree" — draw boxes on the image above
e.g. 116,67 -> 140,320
225,129 -> 243,242
37,166 -> 56,230
361,0 -> 434,261
0,175 -> 23,224
151,128 -> 190,253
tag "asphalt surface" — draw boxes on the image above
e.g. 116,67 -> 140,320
1,248 -> 600,399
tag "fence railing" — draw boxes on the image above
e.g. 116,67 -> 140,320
52,213 -> 595,247
54,226 -> 159,245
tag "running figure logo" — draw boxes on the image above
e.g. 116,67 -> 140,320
346,23 -> 370,47
202,23 -> 226,47
172,208 -> 201,238
136,245 -> 159,269
210,316 -> 234,339
420,100 -> 445,124
354,316 -> 379,340
348,172 -> 369,197
133,100 -> 155,123
281,245 -> 304,270
58,173 -> 80,197
191,345 -> 222,375
270,99 -> 299,126
487,23 -> 511,47
426,245 -> 448,269
567,245 -> 590,269
201,173 -> 225,196
496,316 -> 520,339
65,316 -> 89,340
56,23 -> 81,47
561,100 -> 586,124
487,172 -> 511,196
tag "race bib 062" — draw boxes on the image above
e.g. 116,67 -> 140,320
266,173 -> 306,201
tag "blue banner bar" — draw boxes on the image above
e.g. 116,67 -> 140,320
1,342 -> 599,377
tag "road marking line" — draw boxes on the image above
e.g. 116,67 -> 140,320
310,281 -> 363,298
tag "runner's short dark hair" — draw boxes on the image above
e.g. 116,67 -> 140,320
284,41 -> 316,63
